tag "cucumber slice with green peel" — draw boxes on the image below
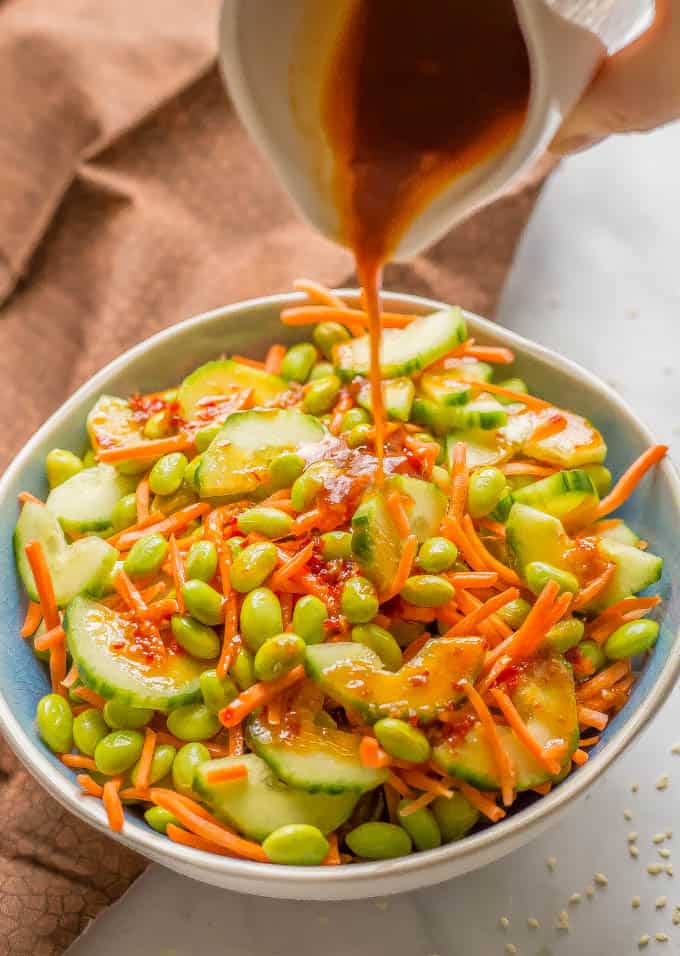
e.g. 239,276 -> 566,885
445,431 -> 512,470
193,753 -> 358,841
178,359 -> 287,421
15,503 -> 119,607
432,655 -> 578,791
247,713 -> 388,795
87,396 -> 154,475
411,398 -> 507,434
65,596 -> 210,711
439,357 -> 494,383
46,465 -> 136,534
334,308 -> 467,380
523,410 -> 607,468
510,469 -> 599,522
197,409 -> 325,499
357,377 -> 415,422
305,637 -> 485,724
505,503 -> 572,575
384,475 -> 447,543
351,490 -> 402,594
418,370 -> 472,407
594,522 -> 640,547
584,539 -> 662,612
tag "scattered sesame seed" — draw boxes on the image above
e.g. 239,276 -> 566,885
317,915 -> 329,925
527,917 -> 540,929
374,901 -> 389,911
672,744 -> 680,755
653,834 -> 666,844
624,809 -> 634,821
585,885 -> 595,899
504,945 -> 517,955
656,775 -> 670,791
630,846 -> 640,859
666,829 -> 673,839
656,896 -> 668,909
647,863 -> 663,875
632,783 -> 640,793
660,848 -> 671,858
547,856 -> 557,872
594,872 -> 609,886
666,864 -> 674,876
638,935 -> 650,948
499,917 -> 510,930
655,933 -> 670,943
631,896 -> 641,908
556,910 -> 569,931
628,832 -> 638,843
673,913 -> 680,926
569,893 -> 582,905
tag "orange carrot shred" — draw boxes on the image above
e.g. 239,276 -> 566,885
572,563 -> 616,610
228,722 -> 245,757
500,462 -> 558,478
168,535 -> 186,613
400,770 -> 454,799
135,728 -> 158,791
462,515 -> 521,586
70,685 -> 107,709
18,491 -> 44,506
398,791 -> 436,816
232,354 -> 266,370
103,778 -> 124,832
491,688 -> 563,776
445,587 -> 520,638
33,624 -> 66,652
135,477 -> 150,521
24,540 -> 60,630
450,441 -> 468,521
61,754 -> 98,771
359,736 -> 392,769
98,434 -> 193,464
452,780 -> 506,822
322,832 -> 341,865
270,541 -> 315,591
219,667 -> 306,728
380,533 -> 418,603
77,774 -> 103,798
460,344 -> 514,364
530,413 -> 567,444
459,378 -> 550,409
465,683 -> 515,806
596,444 -> 667,518
264,344 -> 286,375
576,660 -> 630,701
293,278 -> 348,309
204,764 -> 248,785
330,391 -> 354,435
21,601 -> 42,637
115,502 -> 211,550
166,823 -> 235,857
576,705 -> 609,732
385,491 -> 412,538
385,773 -> 414,799
572,749 -> 589,766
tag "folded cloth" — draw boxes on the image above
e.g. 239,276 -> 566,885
0,1 -> 553,952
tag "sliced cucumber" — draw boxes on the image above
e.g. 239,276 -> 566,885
351,491 -> 402,594
334,308 -> 466,380
505,503 -> 571,575
439,357 -> 493,384
193,753 -> 358,841
584,538 -> 662,612
433,654 -> 578,791
247,713 -> 388,795
595,521 -> 640,547
65,596 -> 209,711
357,377 -> 415,422
445,431 -> 511,470
178,359 -> 287,421
305,637 -> 485,724
384,475 -> 447,543
46,465 -> 136,534
197,409 -> 325,499
412,398 -> 507,434
523,410 -> 607,468
418,370 -> 472,407
15,503 -> 118,607
87,395 -> 153,475
510,469 -> 599,522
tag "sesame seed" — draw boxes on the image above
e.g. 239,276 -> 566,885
374,901 -> 389,911
653,833 -> 666,844
666,829 -> 673,839
638,935 -> 650,948
655,933 -> 670,942
499,917 -> 510,930
569,893 -> 582,905
630,846 -> 640,859
656,896 -> 668,909
504,945 -> 517,955
317,915 -> 329,925
656,775 -> 670,791
556,910 -> 569,931
666,864 -> 674,876
547,855 -> 557,871
585,885 -> 595,898
527,917 -> 539,929
594,872 -> 609,886
628,831 -> 638,842
624,809 -> 634,821
660,848 -> 671,858
671,743 -> 680,755
632,783 -> 640,793
673,913 -> 680,926
632,896 -> 641,908
647,863 -> 663,875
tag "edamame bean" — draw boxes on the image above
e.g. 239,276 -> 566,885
430,465 -> 452,494
131,744 -> 176,787
525,561 -> 579,597
313,321 -> 351,359
302,375 -> 341,415
230,542 -> 278,592
577,639 -> 606,673
417,537 -> 458,574
111,494 -> 137,532
240,587 -> 283,652
340,407 -> 371,432
345,822 -> 412,860
389,619 -> 425,648
262,824 -> 329,866
280,342 -> 318,383
291,468 -> 324,512
195,424 -> 222,453
231,646 -> 256,690
374,718 -> 430,763
145,806 -> 181,834
546,617 -> 584,653
82,448 -> 97,469
149,452 -> 188,496
166,704 -> 221,742
467,467 -> 507,518
397,800 -> 442,851
293,595 -> 328,645
185,540 -> 218,582
432,793 -> 480,842
320,531 -> 353,561
227,535 -> 246,558
309,361 -> 335,381
172,742 -> 210,796
605,619 -> 660,660
182,579 -> 224,626
341,576 -> 379,624
184,455 -> 202,489
399,574 -> 455,608
94,730 -> 145,775
123,532 -> 168,578
254,633 -> 306,682
103,699 -> 154,730
237,507 -> 293,538
269,452 -> 306,491
143,410 -> 170,440
497,597 -> 532,630
45,449 -> 83,489
352,625 -> 402,671
171,614 -> 221,660
200,669 -> 238,714
344,423 -> 373,448
583,464 -> 612,497
73,708 -> 109,756
36,694 -> 73,754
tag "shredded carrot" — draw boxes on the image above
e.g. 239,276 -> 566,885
18,491 -> 44,506
21,601 -> 42,637
579,735 -> 601,748
217,596 -> 239,682
402,631 -> 430,662
572,563 -> 615,610
270,541 -> 315,591
500,461 -> 558,478
280,305 -> 416,331
400,771 -> 454,800
440,516 -> 486,572
24,540 -> 60,630
476,518 -> 507,539
138,597 -> 179,622
596,444 -> 667,518
61,754 -> 98,771
359,736 -> 392,769
114,502 -> 211,550
576,660 -> 631,702
398,792 -> 436,816
102,778 -> 124,832
293,278 -> 348,310
219,667 -> 306,727
461,344 -> 514,364
132,478 -> 150,526
61,663 -> 79,689
464,683 -> 515,806
385,492 -> 412,538
330,390 -> 354,435
70,686 -> 107,709
232,354 -> 266,370
572,749 -> 589,766
204,763 -> 248,785
168,535 -> 186,613
380,534 -> 418,603
33,624 -> 66,652
450,441 -> 468,521
134,728 -> 158,791
322,832 -> 341,865
576,705 -> 609,732
98,433 -> 193,464
459,378 -> 550,409
491,688 -> 563,776
400,603 -> 438,623
462,515 -> 522,586
228,722 -> 245,757
106,511 -> 161,547
77,774 -> 104,798
575,518 -> 622,539
113,568 -> 148,615
385,772 -> 414,799
530,413 -> 567,444
49,642 -> 68,696
448,572 -> 499,589
118,787 -> 151,802
452,780 -> 506,822
264,344 -> 286,375
446,587 -> 520,638
165,823 -> 235,856
532,782 -> 552,796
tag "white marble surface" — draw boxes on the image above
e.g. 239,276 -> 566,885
68,124 -> 680,955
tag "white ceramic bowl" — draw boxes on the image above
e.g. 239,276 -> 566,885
0,291 -> 677,900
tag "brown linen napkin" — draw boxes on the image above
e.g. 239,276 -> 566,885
0,2 -> 553,952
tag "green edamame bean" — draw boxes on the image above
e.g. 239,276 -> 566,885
280,342 -> 318,383
94,730 -> 145,775
467,467 -> 507,518
254,633 -> 306,682
605,619 -> 660,661
546,617 -> 584,653
291,469 -> 324,512
293,595 -> 328,646
36,694 -> 74,754
185,540 -> 218,582
432,793 -> 480,843
302,375 -> 341,415
525,561 -> 579,597
352,625 -> 402,671
131,744 -> 176,787
231,646 -> 256,690
73,708 -> 109,756
149,452 -> 189,496
495,378 -> 528,404
497,597 -> 532,630
346,822 -> 412,860
195,424 -> 222,453
166,704 -> 221,742
583,464 -> 613,497
143,410 -> 170,440
417,537 -> 458,573
341,576 -> 379,624
320,531 -> 353,561
313,321 -> 351,359
237,507 -> 293,538
399,574 -> 455,608
123,532 -> 168,578
230,541 -> 278,592
240,587 -> 283,652
181,579 -> 224,626
82,448 -> 97,469
374,718 -> 430,763
389,619 -> 425,648
145,806 -> 181,834
397,800 -> 442,851
45,449 -> 83,489
227,535 -> 246,558
172,742 -> 210,796
340,407 -> 371,432
184,455 -> 202,489
103,699 -> 154,730
262,824 -> 329,866
200,669 -> 238,714
269,452 -> 306,491
171,614 -> 221,660
577,639 -> 606,673
111,494 -> 137,532
309,361 -> 335,381
430,465 -> 452,494
344,423 -> 373,448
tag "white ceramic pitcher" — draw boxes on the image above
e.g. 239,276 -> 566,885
219,0 -> 655,260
